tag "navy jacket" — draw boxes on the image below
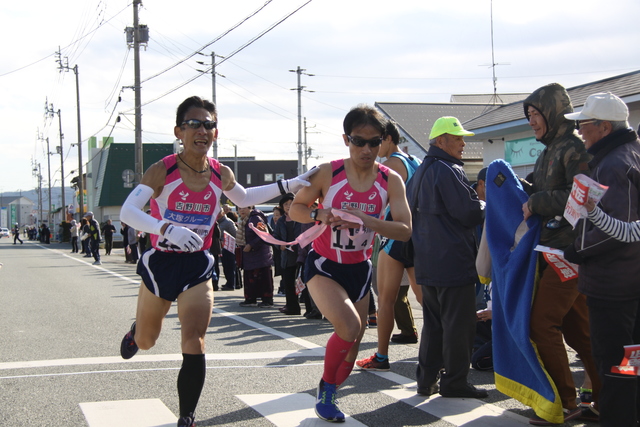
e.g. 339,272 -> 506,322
408,145 -> 485,287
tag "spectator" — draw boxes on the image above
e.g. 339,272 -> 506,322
13,223 -> 23,245
237,206 -> 274,307
70,220 -> 79,253
521,83 -> 599,425
84,211 -> 102,265
564,92 -> 640,426
217,209 -> 237,291
408,116 -> 487,399
270,206 -> 285,296
127,223 -> 138,264
79,218 -> 89,254
102,219 -> 116,255
273,193 -> 302,315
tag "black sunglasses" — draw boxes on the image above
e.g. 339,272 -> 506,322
347,135 -> 383,148
182,119 -> 217,130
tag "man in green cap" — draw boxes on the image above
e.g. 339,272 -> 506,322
407,116 -> 487,398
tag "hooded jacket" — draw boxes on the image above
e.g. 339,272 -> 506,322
521,83 -> 591,248
570,128 -> 640,300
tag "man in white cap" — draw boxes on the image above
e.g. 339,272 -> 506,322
563,92 -> 640,426
408,116 -> 487,398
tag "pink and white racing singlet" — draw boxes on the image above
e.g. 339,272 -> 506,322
150,154 -> 223,253
312,159 -> 389,264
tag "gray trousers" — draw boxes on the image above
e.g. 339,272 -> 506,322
416,283 -> 476,392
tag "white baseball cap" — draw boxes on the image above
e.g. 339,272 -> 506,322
565,92 -> 628,121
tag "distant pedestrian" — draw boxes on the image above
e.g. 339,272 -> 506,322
70,220 -> 79,253
102,219 -> 116,255
13,223 -> 23,244
83,211 -> 102,265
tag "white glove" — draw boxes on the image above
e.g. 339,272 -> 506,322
285,167 -> 318,193
162,224 -> 203,252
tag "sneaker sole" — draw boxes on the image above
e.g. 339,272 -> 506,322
356,365 -> 390,372
314,408 -> 345,423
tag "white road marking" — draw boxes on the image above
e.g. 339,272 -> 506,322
21,247 -> 527,426
0,348 -> 323,371
80,399 -> 176,427
237,393 -> 366,426
382,389 -> 530,426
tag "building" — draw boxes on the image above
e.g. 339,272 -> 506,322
465,70 -> 640,177
376,93 -> 528,180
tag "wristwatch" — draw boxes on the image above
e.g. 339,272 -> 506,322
310,209 -> 319,221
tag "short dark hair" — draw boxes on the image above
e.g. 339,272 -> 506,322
278,193 -> 295,209
343,104 -> 387,136
176,96 -> 217,127
385,120 -> 400,145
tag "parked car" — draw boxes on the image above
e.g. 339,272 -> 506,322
0,228 -> 10,238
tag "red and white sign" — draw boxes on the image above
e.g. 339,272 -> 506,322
564,174 -> 608,228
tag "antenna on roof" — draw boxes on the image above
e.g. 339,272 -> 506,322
479,0 -> 510,112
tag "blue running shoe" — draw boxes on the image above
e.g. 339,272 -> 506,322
120,322 -> 138,359
315,379 -> 345,423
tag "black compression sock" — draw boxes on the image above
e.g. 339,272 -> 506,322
177,353 -> 206,418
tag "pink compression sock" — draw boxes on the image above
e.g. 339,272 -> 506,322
322,333 -> 355,384
335,359 -> 355,387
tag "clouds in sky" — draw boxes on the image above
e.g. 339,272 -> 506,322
1,0 -> 639,191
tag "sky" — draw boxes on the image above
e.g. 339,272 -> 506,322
1,0 -> 639,194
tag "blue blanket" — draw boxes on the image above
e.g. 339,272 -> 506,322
486,160 -> 563,423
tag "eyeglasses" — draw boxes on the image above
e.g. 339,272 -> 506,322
181,119 -> 217,130
577,120 -> 597,129
347,135 -> 383,148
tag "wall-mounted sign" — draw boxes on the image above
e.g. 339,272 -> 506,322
504,137 -> 545,167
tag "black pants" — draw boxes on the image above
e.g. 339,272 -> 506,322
588,296 -> 640,427
104,236 -> 113,255
71,236 -> 78,252
221,249 -> 236,286
90,239 -> 101,261
417,284 -> 476,392
282,265 -> 300,313
13,234 -> 23,244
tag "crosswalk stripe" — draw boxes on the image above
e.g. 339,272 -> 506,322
80,399 -> 176,427
236,393 -> 366,426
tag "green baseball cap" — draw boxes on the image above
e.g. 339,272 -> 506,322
429,116 -> 475,139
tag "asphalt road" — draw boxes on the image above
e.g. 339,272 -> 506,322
0,239 -> 594,426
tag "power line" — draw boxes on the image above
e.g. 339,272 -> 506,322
133,0 -> 313,108
0,3 -> 130,78
140,0 -> 274,84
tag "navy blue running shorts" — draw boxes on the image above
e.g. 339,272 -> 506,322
303,250 -> 372,302
137,248 -> 216,301
379,237 -> 414,268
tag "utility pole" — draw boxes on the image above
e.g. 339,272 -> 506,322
32,162 -> 43,225
289,66 -> 314,175
45,102 -> 65,220
304,117 -> 319,172
56,48 -> 84,218
38,132 -> 52,226
196,51 -> 225,159
133,0 -> 143,185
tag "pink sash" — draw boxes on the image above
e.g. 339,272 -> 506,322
249,209 -> 364,248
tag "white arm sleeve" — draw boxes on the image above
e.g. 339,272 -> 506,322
224,182 -> 281,207
120,184 -> 165,235
224,167 -> 317,207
